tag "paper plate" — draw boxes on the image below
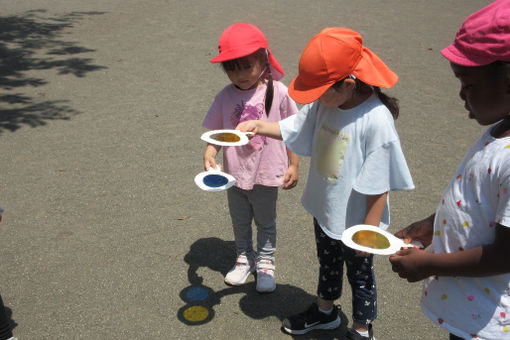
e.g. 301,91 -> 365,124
341,224 -> 423,255
194,167 -> 236,192
200,129 -> 254,147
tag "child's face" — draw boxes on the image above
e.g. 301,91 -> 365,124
451,62 -> 510,126
319,80 -> 354,109
225,54 -> 265,90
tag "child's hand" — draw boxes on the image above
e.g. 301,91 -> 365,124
282,164 -> 298,190
394,214 -> 435,248
236,120 -> 258,135
204,144 -> 221,171
389,247 -> 432,282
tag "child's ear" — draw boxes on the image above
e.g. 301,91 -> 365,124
343,78 -> 356,91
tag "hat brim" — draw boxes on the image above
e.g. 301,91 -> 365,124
210,48 -> 284,81
288,76 -> 335,104
210,46 -> 260,63
440,43 -> 495,66
353,47 -> 398,89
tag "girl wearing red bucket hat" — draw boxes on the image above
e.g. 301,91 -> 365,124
390,1 -> 510,339
237,27 -> 414,338
201,23 -> 300,293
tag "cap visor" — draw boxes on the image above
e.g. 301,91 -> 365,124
440,44 -> 494,66
288,76 -> 333,104
209,46 -> 260,63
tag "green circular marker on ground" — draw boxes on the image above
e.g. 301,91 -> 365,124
183,305 -> 209,322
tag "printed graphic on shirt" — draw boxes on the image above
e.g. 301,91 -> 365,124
314,122 -> 349,183
231,101 -> 266,150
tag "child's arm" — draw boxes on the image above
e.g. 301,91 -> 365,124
203,143 -> 222,171
389,223 -> 510,282
364,192 -> 388,226
282,149 -> 299,190
236,120 -> 282,140
356,192 -> 388,256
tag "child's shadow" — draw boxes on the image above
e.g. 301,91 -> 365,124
179,237 -> 348,339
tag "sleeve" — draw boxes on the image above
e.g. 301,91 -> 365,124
353,108 -> 414,194
353,141 -> 415,194
279,102 -> 318,157
496,153 -> 510,228
202,92 -> 225,130
279,85 -> 299,119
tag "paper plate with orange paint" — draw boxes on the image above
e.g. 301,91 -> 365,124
341,224 -> 423,255
201,129 -> 254,147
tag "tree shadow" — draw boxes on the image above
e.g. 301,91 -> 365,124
179,237 -> 349,339
0,9 -> 107,134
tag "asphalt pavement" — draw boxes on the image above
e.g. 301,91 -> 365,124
0,1 -> 490,339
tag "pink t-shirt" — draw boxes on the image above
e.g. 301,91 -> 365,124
202,81 -> 298,190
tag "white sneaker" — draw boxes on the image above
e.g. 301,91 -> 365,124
256,259 -> 276,293
224,254 -> 255,286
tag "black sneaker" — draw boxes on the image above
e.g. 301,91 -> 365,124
345,324 -> 375,340
282,303 -> 341,335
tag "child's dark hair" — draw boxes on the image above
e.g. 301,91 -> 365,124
221,48 -> 273,116
332,78 -> 399,119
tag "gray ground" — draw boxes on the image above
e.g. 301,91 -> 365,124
0,1 -> 491,339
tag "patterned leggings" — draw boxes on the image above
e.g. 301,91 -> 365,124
314,219 -> 377,324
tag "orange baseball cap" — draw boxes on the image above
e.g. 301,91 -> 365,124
210,23 -> 284,81
289,27 -> 398,104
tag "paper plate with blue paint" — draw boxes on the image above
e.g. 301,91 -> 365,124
194,167 -> 236,192
201,129 -> 254,147
341,224 -> 423,255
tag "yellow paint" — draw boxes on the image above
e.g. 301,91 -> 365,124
183,306 -> 209,322
484,288 -> 491,295
441,294 -> 447,300
504,326 -> 509,332
435,231 -> 441,236
210,133 -> 241,143
463,221 -> 469,227
352,230 -> 390,249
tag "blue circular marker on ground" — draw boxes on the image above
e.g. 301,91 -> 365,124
185,286 -> 210,302
203,174 -> 228,187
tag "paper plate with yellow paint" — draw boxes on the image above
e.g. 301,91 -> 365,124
341,224 -> 423,255
201,129 -> 254,147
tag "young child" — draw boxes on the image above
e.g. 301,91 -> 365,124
237,27 -> 414,339
202,23 -> 299,293
389,1 -> 510,339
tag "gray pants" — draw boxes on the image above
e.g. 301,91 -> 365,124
227,185 -> 278,262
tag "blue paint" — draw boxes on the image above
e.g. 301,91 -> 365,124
203,174 -> 228,187
185,286 -> 210,302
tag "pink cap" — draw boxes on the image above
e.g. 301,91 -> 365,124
441,0 -> 510,66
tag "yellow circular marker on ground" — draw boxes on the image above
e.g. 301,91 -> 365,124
183,305 -> 209,322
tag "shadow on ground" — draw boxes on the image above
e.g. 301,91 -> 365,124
0,9 -> 107,133
179,237 -> 349,339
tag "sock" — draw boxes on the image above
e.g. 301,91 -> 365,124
318,306 -> 333,315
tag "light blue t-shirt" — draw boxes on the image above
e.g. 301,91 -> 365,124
279,95 -> 414,239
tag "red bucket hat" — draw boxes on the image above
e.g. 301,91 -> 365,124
210,23 -> 284,81
288,27 -> 398,104
441,0 -> 510,66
